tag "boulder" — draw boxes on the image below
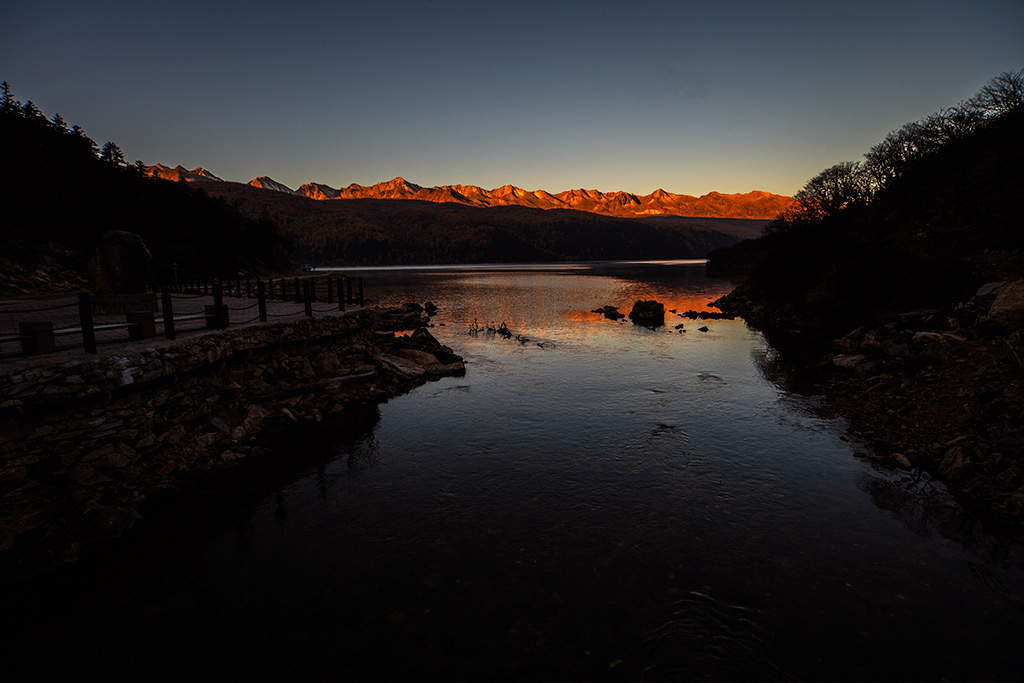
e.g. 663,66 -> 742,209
89,230 -> 152,295
832,354 -> 869,370
969,281 -> 1006,308
628,300 -> 665,326
938,446 -> 971,481
987,280 -> 1024,328
593,305 -> 625,320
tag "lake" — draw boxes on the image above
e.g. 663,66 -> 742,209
7,261 -> 1023,681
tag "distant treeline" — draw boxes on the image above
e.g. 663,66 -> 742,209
708,70 -> 1024,334
0,82 -> 292,282
208,182 -> 745,266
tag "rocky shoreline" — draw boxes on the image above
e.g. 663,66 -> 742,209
714,280 -> 1024,532
0,306 -> 465,579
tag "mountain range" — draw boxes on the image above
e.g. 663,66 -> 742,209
145,165 -> 794,221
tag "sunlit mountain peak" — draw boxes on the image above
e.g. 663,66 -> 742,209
249,176 -> 296,194
142,164 -> 795,219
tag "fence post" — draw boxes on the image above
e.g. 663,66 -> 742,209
359,278 -> 364,307
338,278 -> 345,311
207,280 -> 229,329
162,290 -> 176,340
78,291 -> 96,354
303,280 -> 313,317
257,280 -> 268,322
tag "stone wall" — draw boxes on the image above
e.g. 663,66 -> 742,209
0,310 -> 464,577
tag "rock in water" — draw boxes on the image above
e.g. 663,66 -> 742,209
629,300 -> 665,327
593,305 -> 625,320
90,230 -> 153,294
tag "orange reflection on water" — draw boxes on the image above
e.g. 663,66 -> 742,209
364,263 -> 739,340
559,280 -> 736,327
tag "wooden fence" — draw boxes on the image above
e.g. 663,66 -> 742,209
0,275 -> 364,358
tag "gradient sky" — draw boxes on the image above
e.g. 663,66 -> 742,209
3,0 -> 1022,197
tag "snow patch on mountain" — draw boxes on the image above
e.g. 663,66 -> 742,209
249,176 -> 297,194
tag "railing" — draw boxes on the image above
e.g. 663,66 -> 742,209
0,275 -> 365,359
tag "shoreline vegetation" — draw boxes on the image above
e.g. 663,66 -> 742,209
709,71 -> 1024,531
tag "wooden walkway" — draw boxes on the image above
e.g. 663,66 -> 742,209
0,289 -> 361,362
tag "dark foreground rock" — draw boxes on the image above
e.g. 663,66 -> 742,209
629,300 -> 665,327
0,309 -> 465,578
716,281 -> 1024,530
372,302 -> 431,330
592,305 -> 625,320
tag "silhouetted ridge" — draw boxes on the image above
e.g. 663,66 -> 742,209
0,81 -> 291,284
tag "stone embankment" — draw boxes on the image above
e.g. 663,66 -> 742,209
716,280 -> 1024,530
0,306 -> 465,577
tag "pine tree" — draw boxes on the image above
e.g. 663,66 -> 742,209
0,81 -> 16,111
20,100 -> 42,119
100,141 -> 126,166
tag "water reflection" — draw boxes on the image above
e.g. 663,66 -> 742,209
8,261 -> 1024,681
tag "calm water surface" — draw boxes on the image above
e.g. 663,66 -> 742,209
8,261 -> 1024,681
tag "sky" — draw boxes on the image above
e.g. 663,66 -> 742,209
2,0 -> 1022,197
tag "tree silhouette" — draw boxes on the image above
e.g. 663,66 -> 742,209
794,161 -> 872,219
967,69 -> 1024,118
0,81 -> 17,112
768,161 -> 871,233
99,141 -> 125,166
20,100 -> 42,120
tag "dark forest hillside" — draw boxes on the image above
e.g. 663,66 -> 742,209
0,84 -> 292,291
206,182 -> 746,266
708,71 -> 1024,338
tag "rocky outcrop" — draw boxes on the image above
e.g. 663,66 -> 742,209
988,280 -> 1024,328
372,303 -> 432,330
0,310 -> 464,577
629,300 -> 665,327
719,281 -> 1024,529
